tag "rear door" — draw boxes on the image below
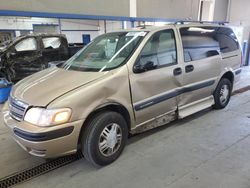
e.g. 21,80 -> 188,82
177,26 -> 222,117
41,36 -> 69,63
129,28 -> 182,129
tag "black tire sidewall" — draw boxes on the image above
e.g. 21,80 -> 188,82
82,111 -> 128,166
214,78 -> 232,109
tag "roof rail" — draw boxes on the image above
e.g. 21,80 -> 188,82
133,20 -> 229,29
174,20 -> 229,25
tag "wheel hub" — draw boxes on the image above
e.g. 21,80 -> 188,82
99,123 -> 122,157
106,129 -> 118,148
220,84 -> 229,104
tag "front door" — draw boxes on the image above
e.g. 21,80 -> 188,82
10,37 -> 42,81
129,29 -> 182,131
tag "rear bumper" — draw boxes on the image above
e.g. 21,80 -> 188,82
234,68 -> 242,75
3,107 -> 84,158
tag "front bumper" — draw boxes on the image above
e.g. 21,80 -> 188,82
3,105 -> 84,158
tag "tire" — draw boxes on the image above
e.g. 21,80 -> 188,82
81,111 -> 128,166
213,78 -> 232,109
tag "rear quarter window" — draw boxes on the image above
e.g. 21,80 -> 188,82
180,26 -> 239,62
216,27 -> 239,53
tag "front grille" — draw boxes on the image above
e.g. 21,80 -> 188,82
9,97 -> 29,121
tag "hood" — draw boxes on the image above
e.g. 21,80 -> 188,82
12,67 -> 107,106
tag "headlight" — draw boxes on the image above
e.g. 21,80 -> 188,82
24,107 -> 72,127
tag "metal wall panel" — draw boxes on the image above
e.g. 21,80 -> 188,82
137,0 -> 200,20
0,0 -> 130,17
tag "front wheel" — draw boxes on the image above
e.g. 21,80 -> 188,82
213,78 -> 232,109
81,111 -> 128,166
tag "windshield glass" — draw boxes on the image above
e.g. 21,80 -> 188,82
0,37 -> 20,51
0,40 -> 12,50
62,31 -> 147,72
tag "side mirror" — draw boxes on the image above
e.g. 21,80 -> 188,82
10,52 -> 16,56
134,61 -> 157,73
6,52 -> 16,58
48,61 -> 65,68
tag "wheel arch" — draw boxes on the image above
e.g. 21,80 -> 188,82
220,71 -> 234,85
77,102 -> 131,147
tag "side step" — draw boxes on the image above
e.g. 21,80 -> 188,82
178,96 -> 215,119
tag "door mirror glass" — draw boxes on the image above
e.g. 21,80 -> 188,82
134,60 -> 157,73
144,61 -> 157,70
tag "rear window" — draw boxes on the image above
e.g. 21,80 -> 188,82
42,37 -> 61,49
180,26 -> 239,62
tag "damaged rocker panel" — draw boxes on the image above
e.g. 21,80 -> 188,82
131,110 -> 177,134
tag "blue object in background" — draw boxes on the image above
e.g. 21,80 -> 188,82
0,78 -> 12,103
248,48 -> 250,66
242,40 -> 248,66
82,34 -> 91,45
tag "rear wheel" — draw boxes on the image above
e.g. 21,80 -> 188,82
81,111 -> 128,166
213,78 -> 232,109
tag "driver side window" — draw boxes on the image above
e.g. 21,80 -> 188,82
15,38 -> 37,52
139,29 -> 177,68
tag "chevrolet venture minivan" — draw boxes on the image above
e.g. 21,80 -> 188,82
3,23 -> 242,166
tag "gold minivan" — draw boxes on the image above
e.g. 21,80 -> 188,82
3,23 -> 242,166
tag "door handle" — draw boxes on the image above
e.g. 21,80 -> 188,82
173,67 -> 182,76
185,65 -> 194,73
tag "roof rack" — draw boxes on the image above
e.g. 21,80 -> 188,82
135,20 -> 229,29
174,20 -> 229,25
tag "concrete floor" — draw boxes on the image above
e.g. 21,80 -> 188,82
234,66 -> 250,90
1,67 -> 250,188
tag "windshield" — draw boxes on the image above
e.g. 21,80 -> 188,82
0,37 -> 20,51
62,31 -> 147,72
0,40 -> 12,50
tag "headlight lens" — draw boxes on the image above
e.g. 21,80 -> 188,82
24,108 -> 71,126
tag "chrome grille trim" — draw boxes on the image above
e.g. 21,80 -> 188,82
9,97 -> 29,121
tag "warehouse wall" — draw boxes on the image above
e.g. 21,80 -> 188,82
213,0 -> 228,21
0,17 -> 58,31
229,0 -> 249,23
0,0 -> 130,17
60,19 -> 100,43
228,0 -> 250,40
0,17 -> 100,43
0,17 -> 125,43
0,0 -> 202,20
137,0 -> 200,20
